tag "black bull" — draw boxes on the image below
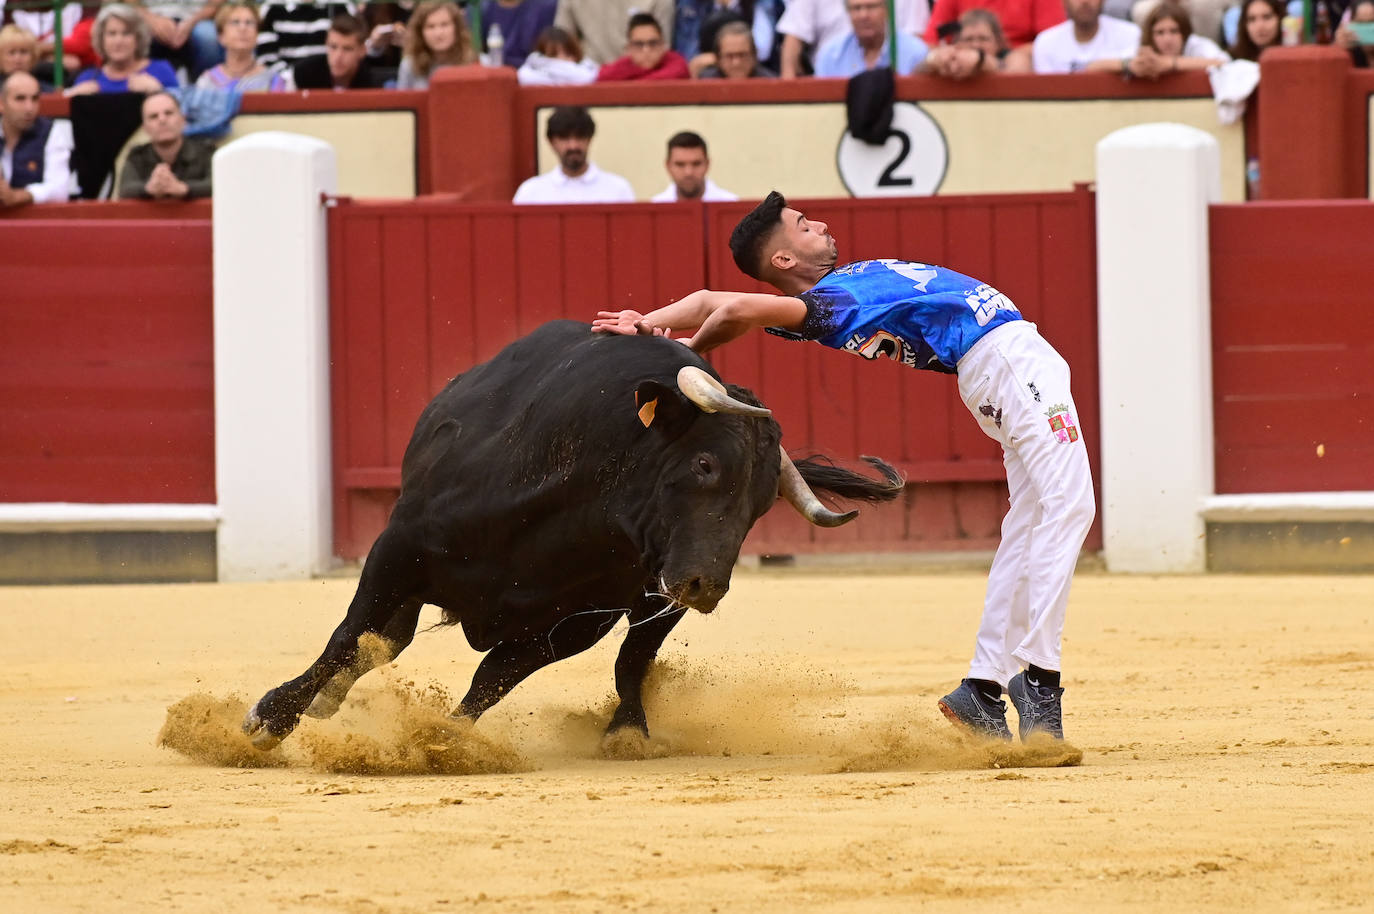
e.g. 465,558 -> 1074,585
244,320 -> 902,749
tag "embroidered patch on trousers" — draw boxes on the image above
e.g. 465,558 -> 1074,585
1045,403 -> 1080,443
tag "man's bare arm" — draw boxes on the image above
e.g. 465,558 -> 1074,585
593,291 -> 807,353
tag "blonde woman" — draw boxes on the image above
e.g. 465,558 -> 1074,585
395,1 -> 476,89
66,4 -> 178,95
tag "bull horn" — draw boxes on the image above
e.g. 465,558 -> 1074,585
778,445 -> 859,528
677,366 -> 771,417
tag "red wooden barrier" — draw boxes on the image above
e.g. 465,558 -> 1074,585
1209,201 -> 1374,493
328,191 -> 1101,560
0,219 -> 214,503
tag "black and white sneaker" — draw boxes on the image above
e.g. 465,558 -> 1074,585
937,679 -> 1012,741
1007,671 -> 1065,741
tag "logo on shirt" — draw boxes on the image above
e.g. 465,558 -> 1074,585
1045,403 -> 1080,444
843,330 -> 916,367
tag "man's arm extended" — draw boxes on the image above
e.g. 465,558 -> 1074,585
593,290 -> 808,354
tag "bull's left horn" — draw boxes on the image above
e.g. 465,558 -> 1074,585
677,366 -> 771,417
778,445 -> 858,528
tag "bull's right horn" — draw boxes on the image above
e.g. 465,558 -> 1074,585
778,445 -> 858,527
677,366 -> 771,417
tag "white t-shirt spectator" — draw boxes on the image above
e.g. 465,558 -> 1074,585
651,178 -> 739,202
1032,16 -> 1141,73
512,162 -> 636,204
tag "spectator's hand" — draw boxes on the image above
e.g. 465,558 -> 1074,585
0,179 -> 34,208
688,52 -> 716,77
1125,47 -> 1165,80
128,72 -> 166,93
146,163 -> 176,198
1335,23 -> 1358,49
64,81 -> 101,97
939,46 -> 985,80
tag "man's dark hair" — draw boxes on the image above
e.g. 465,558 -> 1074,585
627,12 -> 663,37
729,191 -> 788,281
666,130 -> 707,157
328,13 -> 366,40
546,105 -> 595,140
142,89 -> 183,114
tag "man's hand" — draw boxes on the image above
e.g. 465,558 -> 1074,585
592,310 -> 667,336
0,179 -> 34,208
145,163 -> 189,199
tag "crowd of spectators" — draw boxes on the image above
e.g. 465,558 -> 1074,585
0,0 -> 1367,210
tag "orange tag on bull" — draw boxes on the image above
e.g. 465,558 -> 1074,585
637,397 -> 657,427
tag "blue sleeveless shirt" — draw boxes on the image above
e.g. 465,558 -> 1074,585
766,259 -> 1023,374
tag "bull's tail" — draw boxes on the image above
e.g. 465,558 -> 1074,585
792,455 -> 905,503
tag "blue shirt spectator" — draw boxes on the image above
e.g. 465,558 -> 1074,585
74,58 -> 180,92
814,27 -> 928,77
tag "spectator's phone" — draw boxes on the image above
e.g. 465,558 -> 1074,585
1350,21 -> 1374,43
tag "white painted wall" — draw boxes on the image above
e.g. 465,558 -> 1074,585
212,133 -> 337,581
1095,123 -> 1220,572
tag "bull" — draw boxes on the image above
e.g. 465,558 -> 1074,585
243,320 -> 901,750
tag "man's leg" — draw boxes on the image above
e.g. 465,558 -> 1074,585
969,444 -> 1037,688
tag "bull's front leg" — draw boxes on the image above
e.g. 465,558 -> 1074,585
606,596 -> 688,738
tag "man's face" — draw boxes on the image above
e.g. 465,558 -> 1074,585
0,73 -> 41,134
626,24 -> 666,70
1,42 -> 36,76
142,93 -> 186,144
1063,0 -> 1103,29
846,0 -> 888,45
716,31 -> 756,79
665,145 -> 709,199
549,132 -> 590,175
774,207 -> 839,274
326,30 -> 365,84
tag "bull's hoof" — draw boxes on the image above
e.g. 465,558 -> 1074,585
242,698 -> 292,751
600,725 -> 654,760
303,692 -> 342,720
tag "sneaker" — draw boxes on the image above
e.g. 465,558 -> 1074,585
1007,671 -> 1065,741
937,679 -> 1012,741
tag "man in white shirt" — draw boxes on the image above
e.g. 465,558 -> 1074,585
777,0 -> 929,77
0,71 -> 74,208
513,105 -> 637,204
650,131 -> 738,202
1032,0 -> 1140,73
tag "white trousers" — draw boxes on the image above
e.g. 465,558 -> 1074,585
955,321 -> 1096,688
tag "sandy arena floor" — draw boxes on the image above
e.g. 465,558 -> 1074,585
1,570 -> 1371,912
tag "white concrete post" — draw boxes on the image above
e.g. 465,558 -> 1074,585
213,133 -> 337,581
1096,123 -> 1219,572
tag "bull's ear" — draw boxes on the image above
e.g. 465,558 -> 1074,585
634,380 -> 692,433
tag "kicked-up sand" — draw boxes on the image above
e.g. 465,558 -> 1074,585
0,570 -> 1371,912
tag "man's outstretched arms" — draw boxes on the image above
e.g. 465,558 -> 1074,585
593,290 -> 807,354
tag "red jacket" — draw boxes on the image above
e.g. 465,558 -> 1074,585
596,50 -> 690,81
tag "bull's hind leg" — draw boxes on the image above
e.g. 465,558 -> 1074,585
606,596 -> 687,738
243,529 -> 423,749
455,609 -> 625,721
303,599 -> 423,720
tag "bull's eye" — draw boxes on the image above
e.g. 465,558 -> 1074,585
694,453 -> 719,482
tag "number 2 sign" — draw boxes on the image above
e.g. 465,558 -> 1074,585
835,101 -> 949,198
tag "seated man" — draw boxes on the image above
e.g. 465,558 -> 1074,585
696,20 -> 777,77
814,0 -> 929,77
117,91 -> 214,200
0,71 -> 74,208
290,15 -> 384,89
651,131 -> 738,202
513,105 -> 636,204
597,13 -> 690,80
555,0 -> 675,65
